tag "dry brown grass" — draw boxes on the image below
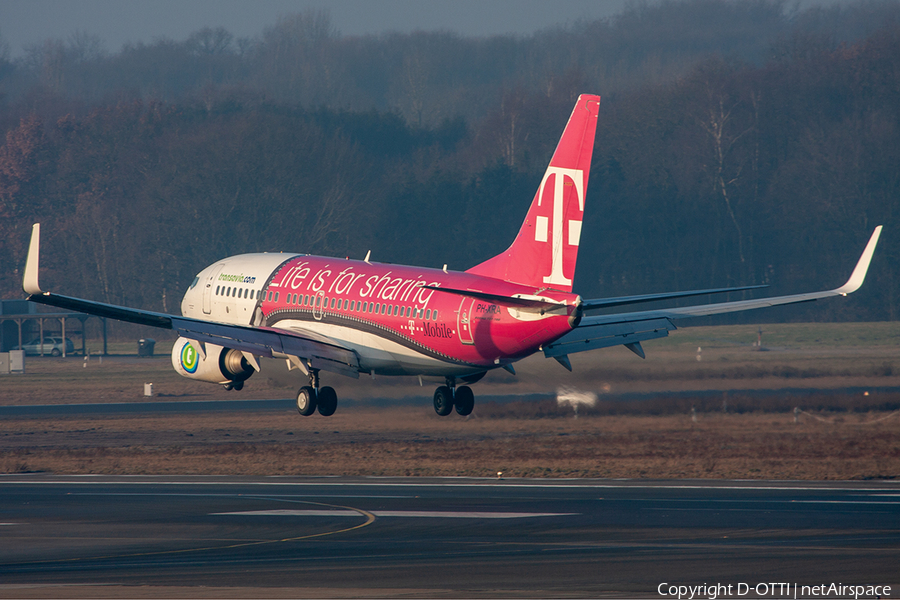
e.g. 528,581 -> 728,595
2,408 -> 898,480
2,322 -> 898,480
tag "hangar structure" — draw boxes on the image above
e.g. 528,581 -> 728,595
0,300 -> 108,357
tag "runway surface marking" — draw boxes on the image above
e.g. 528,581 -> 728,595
626,497 -> 900,505
5,499 -> 376,568
213,510 -> 576,518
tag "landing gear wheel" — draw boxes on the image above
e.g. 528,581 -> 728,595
232,381 -> 244,391
316,386 -> 338,416
454,386 -> 474,416
433,386 -> 454,416
296,386 -> 317,416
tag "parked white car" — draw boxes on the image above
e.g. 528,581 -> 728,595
14,337 -> 75,357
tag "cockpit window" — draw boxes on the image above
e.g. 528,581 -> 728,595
189,276 -> 199,290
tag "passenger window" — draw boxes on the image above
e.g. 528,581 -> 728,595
316,296 -> 321,307
425,309 -> 431,319
267,291 -> 272,301
432,310 -> 438,320
215,286 -> 220,295
406,307 -> 411,317
343,299 -> 348,310
329,297 -> 334,309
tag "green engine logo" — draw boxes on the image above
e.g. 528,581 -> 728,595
180,342 -> 199,373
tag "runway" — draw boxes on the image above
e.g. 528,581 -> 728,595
1,476 -> 898,597
3,383 -> 900,416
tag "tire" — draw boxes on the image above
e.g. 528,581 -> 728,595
296,386 -> 317,416
454,386 -> 474,416
316,386 -> 338,416
51,348 -> 61,357
232,381 -> 244,391
433,386 -> 454,416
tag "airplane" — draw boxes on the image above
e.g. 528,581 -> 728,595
21,94 -> 882,417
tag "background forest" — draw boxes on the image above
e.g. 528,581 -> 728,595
1,0 -> 899,329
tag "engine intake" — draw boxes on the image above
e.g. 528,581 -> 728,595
171,337 -> 255,385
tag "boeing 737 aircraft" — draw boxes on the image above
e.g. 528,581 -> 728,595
22,94 -> 882,417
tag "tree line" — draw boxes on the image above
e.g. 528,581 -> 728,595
0,0 -> 898,327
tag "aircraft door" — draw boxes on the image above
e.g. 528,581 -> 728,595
202,263 -> 226,315
313,290 -> 325,321
457,297 -> 476,345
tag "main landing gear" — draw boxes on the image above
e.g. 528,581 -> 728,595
433,376 -> 474,417
296,368 -> 338,417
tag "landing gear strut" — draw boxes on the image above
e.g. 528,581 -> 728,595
433,376 -> 475,417
296,368 -> 338,417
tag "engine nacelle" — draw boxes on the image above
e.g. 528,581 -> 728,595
171,337 -> 255,385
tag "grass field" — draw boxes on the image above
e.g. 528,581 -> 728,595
2,322 -> 898,479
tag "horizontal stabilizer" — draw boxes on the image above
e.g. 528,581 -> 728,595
421,285 -> 566,312
544,317 -> 674,358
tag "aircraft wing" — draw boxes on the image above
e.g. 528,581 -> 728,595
580,284 -> 768,311
544,226 -> 882,360
22,224 -> 360,378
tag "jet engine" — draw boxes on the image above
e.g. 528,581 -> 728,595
171,337 -> 255,388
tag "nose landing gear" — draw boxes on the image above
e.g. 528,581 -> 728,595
433,376 -> 475,416
296,368 -> 338,417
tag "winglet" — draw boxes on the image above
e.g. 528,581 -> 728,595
835,226 -> 882,295
23,223 -> 43,295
